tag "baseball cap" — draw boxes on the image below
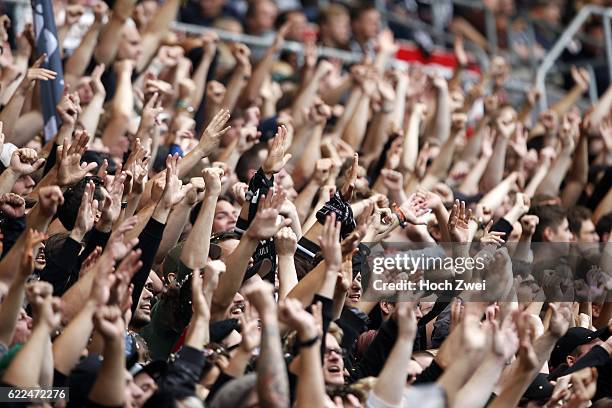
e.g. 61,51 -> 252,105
522,373 -> 554,401
549,327 -> 600,368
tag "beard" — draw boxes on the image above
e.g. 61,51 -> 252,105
130,311 -> 151,329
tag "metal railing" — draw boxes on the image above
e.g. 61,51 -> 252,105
535,5 -> 612,110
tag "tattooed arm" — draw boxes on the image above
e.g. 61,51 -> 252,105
244,282 -> 290,408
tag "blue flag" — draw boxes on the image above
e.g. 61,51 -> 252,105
32,0 -> 64,141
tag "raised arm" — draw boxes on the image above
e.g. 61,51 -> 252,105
401,103 -> 425,174
275,227 -> 298,300
280,299 -> 325,408
426,75 -> 451,144
88,306 -> 126,407
371,303 -> 417,406
0,230 -> 45,347
1,56 -> 56,140
94,0 -> 136,65
180,168 -> 222,269
244,281 -> 290,408
220,44 -> 252,114
490,303 -> 571,408
185,262 -> 223,349
480,110 -> 514,192
1,282 -> 60,387
52,247 -> 113,375
211,189 -> 290,320
79,64 -> 106,136
64,3 -> 108,83
0,186 -> 63,292
241,24 -> 288,105
136,0 -> 180,72
535,115 -> 577,197
454,313 -> 519,408
190,33 -> 217,110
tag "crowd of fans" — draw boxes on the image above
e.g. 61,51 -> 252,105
0,0 -> 610,407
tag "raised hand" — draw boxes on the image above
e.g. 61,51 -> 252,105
571,65 -> 590,92
262,125 -> 291,176
19,229 -> 47,280
496,108 -> 517,138
26,281 -> 61,329
489,311 -> 519,360
398,194 -> 431,225
448,199 -> 471,243
0,193 -> 25,218
365,207 -> 396,242
191,264 -> 224,322
104,216 -> 139,261
124,138 -> 149,195
513,312 -> 538,372
318,213 -> 342,271
90,63 -> 106,96
548,302 -> 572,338
232,42 -> 251,68
559,113 -> 578,150
56,92 -> 81,129
245,188 -> 291,240
415,188 -> 444,214
520,214 -> 539,238
72,181 -> 99,238
313,158 -> 333,186
100,171 -> 126,226
199,109 -> 231,155
275,226 -> 297,257
480,220 -> 505,246
271,21 -> 290,52
93,305 -> 125,341
160,154 -> 188,208
57,131 -> 97,187
509,122 -> 528,158
10,148 -> 45,176
380,169 -> 403,193
109,249 -> 142,307
454,34 -> 468,66
306,100 -> 332,126
239,313 -> 261,352
278,298 -> 319,339
38,186 -> 64,217
200,31 -> 219,58
139,92 -> 163,133
340,153 -> 359,201
18,54 -> 56,92
394,302 -> 417,341
243,280 -> 276,315
202,166 -> 224,196
231,182 -> 248,206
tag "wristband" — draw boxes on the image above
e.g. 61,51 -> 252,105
391,203 -> 408,229
296,334 -> 320,349
316,192 -> 356,239
246,168 -> 274,223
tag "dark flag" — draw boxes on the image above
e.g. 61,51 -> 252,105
32,0 -> 64,141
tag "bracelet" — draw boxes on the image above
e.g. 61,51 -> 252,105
391,203 -> 408,228
296,334 -> 320,349
176,99 -> 191,110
